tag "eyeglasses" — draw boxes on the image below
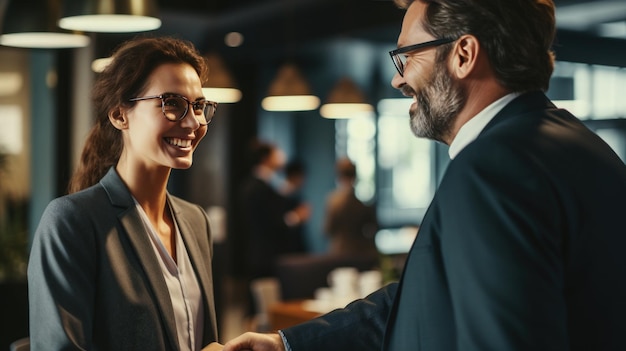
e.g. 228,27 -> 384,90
389,38 -> 456,77
129,93 -> 218,125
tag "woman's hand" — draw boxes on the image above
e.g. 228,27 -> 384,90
202,341 -> 224,351
222,332 -> 285,351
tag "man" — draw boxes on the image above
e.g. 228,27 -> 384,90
224,0 -> 626,350
238,141 -> 310,280
280,159 -> 311,254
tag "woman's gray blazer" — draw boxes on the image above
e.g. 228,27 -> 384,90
28,168 -> 218,350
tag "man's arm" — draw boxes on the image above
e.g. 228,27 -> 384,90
224,283 -> 397,351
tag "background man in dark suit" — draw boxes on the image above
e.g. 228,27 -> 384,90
238,141 -> 311,281
224,0 -> 626,350
235,141 -> 312,321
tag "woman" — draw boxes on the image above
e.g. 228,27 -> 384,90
28,36 -> 220,350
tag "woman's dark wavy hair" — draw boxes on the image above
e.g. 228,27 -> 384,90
394,0 -> 556,92
68,36 -> 208,194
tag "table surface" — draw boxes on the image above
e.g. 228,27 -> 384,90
268,300 -> 324,331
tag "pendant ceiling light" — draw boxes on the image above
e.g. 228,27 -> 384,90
202,54 -> 242,104
261,63 -> 320,112
320,77 -> 374,119
59,0 -> 161,33
0,0 -> 90,49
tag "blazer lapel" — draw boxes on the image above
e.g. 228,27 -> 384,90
170,197 -> 218,342
100,168 -> 180,351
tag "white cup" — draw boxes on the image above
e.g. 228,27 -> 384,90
358,270 -> 382,297
327,267 -> 359,303
314,287 -> 333,302
327,267 -> 358,287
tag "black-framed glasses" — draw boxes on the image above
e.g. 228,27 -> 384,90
389,38 -> 456,77
129,93 -> 218,125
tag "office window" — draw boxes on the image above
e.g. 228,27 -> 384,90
336,98 -> 444,226
595,128 -> 626,162
550,61 -> 626,120
335,116 -> 377,203
550,61 -> 626,161
376,99 -> 435,225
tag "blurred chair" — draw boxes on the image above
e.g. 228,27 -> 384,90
250,277 -> 282,332
10,337 -> 30,351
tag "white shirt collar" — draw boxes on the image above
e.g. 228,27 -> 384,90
448,93 -> 520,159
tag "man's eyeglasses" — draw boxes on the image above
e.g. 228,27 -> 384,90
129,93 -> 218,125
389,38 -> 456,77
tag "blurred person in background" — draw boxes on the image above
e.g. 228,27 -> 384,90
280,159 -> 310,254
323,157 -> 378,258
28,36 -> 222,351
238,140 -> 310,280
237,141 -> 311,320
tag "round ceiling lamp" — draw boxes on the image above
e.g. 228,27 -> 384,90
0,0 -> 90,49
202,54 -> 242,104
320,77 -> 374,119
59,0 -> 161,33
261,63 -> 320,112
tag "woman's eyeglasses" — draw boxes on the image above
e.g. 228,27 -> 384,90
129,93 -> 218,125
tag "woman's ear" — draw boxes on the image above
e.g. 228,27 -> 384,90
108,107 -> 128,130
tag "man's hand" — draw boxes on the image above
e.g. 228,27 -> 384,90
222,332 -> 285,351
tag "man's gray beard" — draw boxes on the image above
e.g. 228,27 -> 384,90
409,62 -> 466,143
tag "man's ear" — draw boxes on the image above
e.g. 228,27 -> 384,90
108,107 -> 128,130
450,34 -> 480,79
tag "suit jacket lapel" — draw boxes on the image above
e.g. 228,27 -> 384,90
170,197 -> 218,342
100,168 -> 180,351
170,200 -> 211,294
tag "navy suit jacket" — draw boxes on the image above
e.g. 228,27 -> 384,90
283,91 -> 626,351
28,168 -> 218,350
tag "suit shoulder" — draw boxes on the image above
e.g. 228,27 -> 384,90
34,184 -> 111,245
43,184 -> 109,218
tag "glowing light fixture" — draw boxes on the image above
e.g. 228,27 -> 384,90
0,0 -> 90,49
0,72 -> 23,96
91,57 -> 114,72
202,54 -> 242,104
59,0 -> 161,33
261,63 -> 320,112
320,77 -> 374,119
224,32 -> 244,48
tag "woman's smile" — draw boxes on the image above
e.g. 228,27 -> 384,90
165,137 -> 193,149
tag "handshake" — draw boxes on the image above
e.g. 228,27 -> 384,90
203,332 -> 284,351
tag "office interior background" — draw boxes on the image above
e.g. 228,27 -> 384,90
0,0 -> 625,347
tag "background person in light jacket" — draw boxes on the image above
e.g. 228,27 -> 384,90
323,157 -> 378,258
